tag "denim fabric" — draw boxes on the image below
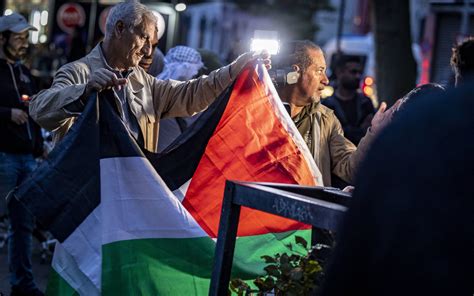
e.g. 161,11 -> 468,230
0,152 -> 38,291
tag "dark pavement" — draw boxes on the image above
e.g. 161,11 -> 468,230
0,234 -> 51,295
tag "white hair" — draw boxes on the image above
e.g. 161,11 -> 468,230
105,1 -> 156,38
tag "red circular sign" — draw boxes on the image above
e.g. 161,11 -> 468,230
57,3 -> 86,34
99,6 -> 112,35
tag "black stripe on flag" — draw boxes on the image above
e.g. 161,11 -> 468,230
14,90 -> 147,242
148,83 -> 232,191
14,94 -> 101,242
14,84 -> 232,241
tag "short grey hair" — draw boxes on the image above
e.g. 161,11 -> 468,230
105,1 -> 156,38
276,40 -> 322,72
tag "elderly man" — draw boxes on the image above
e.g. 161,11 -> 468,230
30,1 -> 269,152
275,40 -> 398,187
0,12 -> 44,296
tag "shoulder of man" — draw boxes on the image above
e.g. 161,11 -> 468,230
313,101 -> 335,118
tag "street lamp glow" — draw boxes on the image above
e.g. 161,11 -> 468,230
175,3 -> 186,12
250,38 -> 280,55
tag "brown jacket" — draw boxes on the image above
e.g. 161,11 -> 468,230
298,102 -> 375,186
30,45 -> 252,152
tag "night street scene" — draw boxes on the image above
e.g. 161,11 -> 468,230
0,0 -> 473,295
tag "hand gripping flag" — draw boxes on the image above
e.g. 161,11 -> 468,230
15,62 -> 322,295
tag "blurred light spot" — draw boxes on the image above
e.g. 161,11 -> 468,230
250,39 -> 280,55
175,3 -> 186,12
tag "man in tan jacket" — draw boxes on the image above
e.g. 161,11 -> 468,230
30,1 -> 269,153
275,40 -> 399,187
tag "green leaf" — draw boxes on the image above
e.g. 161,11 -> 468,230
295,235 -> 308,249
280,253 -> 289,264
261,255 -> 277,263
254,276 -> 266,290
290,267 -> 304,281
264,264 -> 281,277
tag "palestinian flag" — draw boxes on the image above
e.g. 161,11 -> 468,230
15,62 -> 322,295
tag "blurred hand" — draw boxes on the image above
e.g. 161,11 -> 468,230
11,108 -> 28,125
85,68 -> 128,97
371,99 -> 402,134
342,186 -> 355,193
253,50 -> 272,70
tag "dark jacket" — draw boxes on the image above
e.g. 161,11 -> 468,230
320,85 -> 474,296
0,59 -> 43,156
322,93 -> 374,145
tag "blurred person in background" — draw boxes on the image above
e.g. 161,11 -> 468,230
0,12 -> 44,296
138,23 -> 164,77
196,48 -> 224,76
450,37 -> 474,87
322,55 -> 375,145
156,45 -> 205,152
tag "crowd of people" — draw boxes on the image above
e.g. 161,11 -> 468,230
0,1 -> 473,295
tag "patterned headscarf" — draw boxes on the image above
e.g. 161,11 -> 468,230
157,46 -> 204,81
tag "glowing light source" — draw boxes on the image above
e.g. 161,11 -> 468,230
364,76 -> 374,86
363,86 -> 374,97
4,9 -> 12,16
40,10 -> 48,26
175,3 -> 186,12
31,11 -> 41,44
250,39 -> 280,55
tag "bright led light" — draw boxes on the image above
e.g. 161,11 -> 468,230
40,10 -> 48,26
4,9 -> 12,16
175,3 -> 186,12
31,11 -> 41,44
250,38 -> 280,55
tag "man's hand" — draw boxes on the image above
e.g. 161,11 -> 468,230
85,68 -> 127,97
259,50 -> 272,70
11,108 -> 28,125
370,99 -> 402,134
253,50 -> 272,70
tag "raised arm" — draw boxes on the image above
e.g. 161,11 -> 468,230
29,62 -> 90,131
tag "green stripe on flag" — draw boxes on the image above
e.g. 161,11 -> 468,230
101,229 -> 310,295
46,268 -> 80,296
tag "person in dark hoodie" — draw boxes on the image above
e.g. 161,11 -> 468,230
0,12 -> 44,296
319,84 -> 474,296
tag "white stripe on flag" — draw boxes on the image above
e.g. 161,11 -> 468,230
172,179 -> 191,202
52,242 -> 99,295
256,62 -> 324,186
100,156 -> 207,245
52,206 -> 102,295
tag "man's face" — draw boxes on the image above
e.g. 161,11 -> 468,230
2,31 -> 29,61
119,18 -> 155,69
337,61 -> 363,90
138,28 -> 158,73
295,48 -> 329,105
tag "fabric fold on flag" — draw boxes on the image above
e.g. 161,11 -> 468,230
15,62 -> 322,295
